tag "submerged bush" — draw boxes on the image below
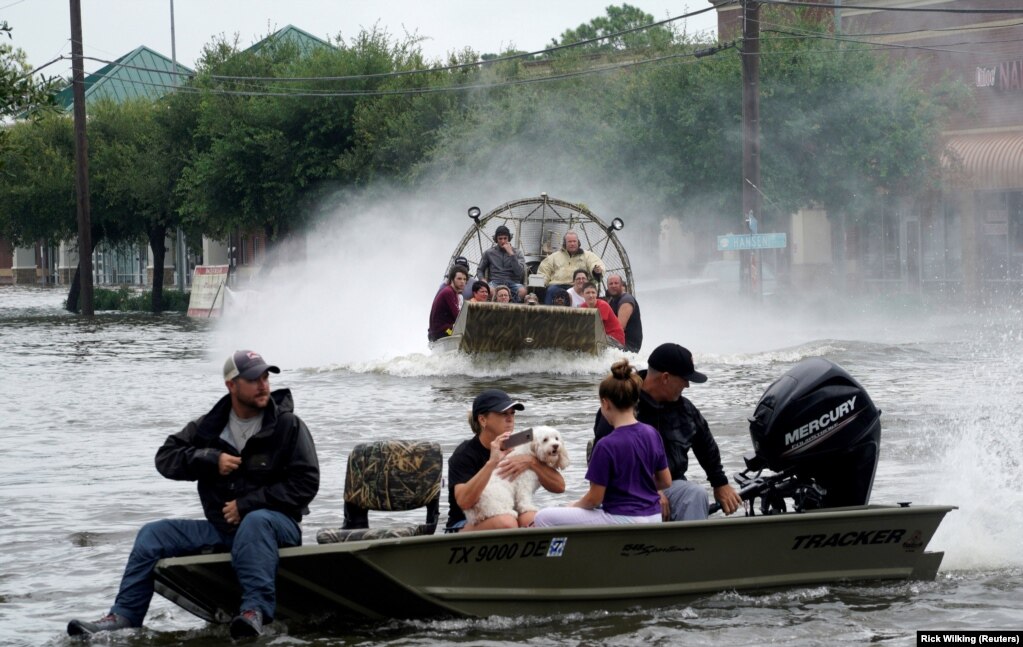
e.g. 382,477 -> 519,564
89,287 -> 189,313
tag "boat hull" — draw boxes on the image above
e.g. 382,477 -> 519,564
431,301 -> 608,354
154,504 -> 953,624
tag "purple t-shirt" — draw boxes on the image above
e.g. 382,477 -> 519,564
586,421 -> 668,516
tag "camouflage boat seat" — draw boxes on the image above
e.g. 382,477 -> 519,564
316,440 -> 443,544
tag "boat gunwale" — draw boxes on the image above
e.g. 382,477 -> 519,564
156,503 -> 957,565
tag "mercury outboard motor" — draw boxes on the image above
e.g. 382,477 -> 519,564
718,357 -> 881,515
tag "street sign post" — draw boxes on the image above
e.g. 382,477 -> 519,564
717,233 -> 787,251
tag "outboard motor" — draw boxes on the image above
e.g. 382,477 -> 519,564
723,357 -> 881,515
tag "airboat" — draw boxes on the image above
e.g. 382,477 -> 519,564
429,193 -> 634,354
153,358 -> 955,628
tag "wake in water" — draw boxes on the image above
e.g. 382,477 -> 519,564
924,310 -> 1023,569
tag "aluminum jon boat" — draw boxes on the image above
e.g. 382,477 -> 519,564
154,503 -> 952,625
430,193 -> 633,354
152,357 -> 955,627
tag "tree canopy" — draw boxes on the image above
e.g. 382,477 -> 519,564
2,4 -> 963,301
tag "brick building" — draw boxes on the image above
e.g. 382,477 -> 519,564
710,0 -> 1023,297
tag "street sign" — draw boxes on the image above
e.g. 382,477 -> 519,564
717,233 -> 787,251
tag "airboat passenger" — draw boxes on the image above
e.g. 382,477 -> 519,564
605,274 -> 642,352
437,256 -> 473,301
478,225 -> 527,302
547,286 -> 571,307
493,285 -> 512,303
593,343 -> 743,521
67,351 -> 319,639
534,360 -> 670,527
538,231 -> 605,303
428,265 -> 468,342
446,390 -> 565,532
580,282 -> 625,347
469,280 -> 491,303
568,269 -> 589,307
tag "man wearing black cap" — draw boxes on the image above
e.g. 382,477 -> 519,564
594,343 -> 741,521
68,350 -> 319,639
446,389 -> 565,532
477,225 -> 527,302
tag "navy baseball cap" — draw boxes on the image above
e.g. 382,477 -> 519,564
472,389 -> 525,419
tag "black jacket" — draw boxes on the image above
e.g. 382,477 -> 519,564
155,388 -> 320,534
594,375 -> 728,488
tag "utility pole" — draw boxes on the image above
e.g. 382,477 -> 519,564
171,0 -> 187,292
70,0 -> 93,315
740,0 -> 762,298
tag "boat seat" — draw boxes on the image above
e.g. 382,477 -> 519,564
316,439 -> 442,544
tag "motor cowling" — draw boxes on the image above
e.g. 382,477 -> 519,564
747,357 -> 880,508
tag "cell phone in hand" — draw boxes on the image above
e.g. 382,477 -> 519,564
501,428 -> 533,450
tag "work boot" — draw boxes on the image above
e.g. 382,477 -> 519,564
67,613 -> 135,636
229,609 -> 263,639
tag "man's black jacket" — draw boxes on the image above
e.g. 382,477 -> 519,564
155,388 -> 319,534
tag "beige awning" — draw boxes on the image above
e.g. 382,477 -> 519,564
944,132 -> 1023,191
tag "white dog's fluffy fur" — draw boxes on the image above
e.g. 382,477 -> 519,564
465,426 -> 570,526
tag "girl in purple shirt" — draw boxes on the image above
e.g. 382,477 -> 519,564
534,360 -> 671,526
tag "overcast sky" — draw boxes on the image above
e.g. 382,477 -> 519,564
5,0 -> 719,77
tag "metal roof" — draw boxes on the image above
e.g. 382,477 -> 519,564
244,25 -> 334,56
944,131 -> 1023,190
52,46 -> 193,110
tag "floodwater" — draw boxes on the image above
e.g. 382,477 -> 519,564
1,281 -> 1022,646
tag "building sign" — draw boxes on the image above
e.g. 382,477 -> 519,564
976,59 -> 1023,91
186,265 -> 229,317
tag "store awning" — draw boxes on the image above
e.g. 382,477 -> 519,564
944,131 -> 1023,191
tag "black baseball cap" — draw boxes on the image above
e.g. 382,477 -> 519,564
472,389 -> 525,419
223,350 -> 280,381
647,343 -> 707,383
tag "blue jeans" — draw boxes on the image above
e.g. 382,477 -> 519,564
664,479 -> 710,521
110,509 -> 301,625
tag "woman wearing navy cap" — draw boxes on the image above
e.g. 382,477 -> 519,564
445,389 -> 565,532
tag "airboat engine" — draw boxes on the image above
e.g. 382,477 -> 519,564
734,357 -> 881,514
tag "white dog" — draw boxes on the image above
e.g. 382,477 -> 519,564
465,426 -> 570,526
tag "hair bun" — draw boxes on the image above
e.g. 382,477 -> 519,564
610,359 -> 633,380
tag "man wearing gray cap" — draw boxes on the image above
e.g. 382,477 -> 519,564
593,343 -> 741,521
68,350 -> 319,640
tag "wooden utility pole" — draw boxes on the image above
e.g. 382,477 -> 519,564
741,0 -> 762,298
70,0 -> 94,315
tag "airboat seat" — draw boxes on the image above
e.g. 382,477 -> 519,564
316,440 -> 442,544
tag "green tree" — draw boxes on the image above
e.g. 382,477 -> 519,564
177,33 -> 355,255
548,4 -> 673,53
1,22 -> 60,168
0,114 -> 76,245
90,99 -> 191,312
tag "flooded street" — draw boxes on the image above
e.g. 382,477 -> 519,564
1,284 -> 1021,646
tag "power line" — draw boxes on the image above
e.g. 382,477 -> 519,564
53,48 -> 722,100
26,3 -> 728,84
759,24 -> 1023,57
758,0 -> 1023,14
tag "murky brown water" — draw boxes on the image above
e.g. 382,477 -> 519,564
1,285 -> 1021,646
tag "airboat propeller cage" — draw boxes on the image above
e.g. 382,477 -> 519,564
446,194 -> 634,294
747,357 -> 880,508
